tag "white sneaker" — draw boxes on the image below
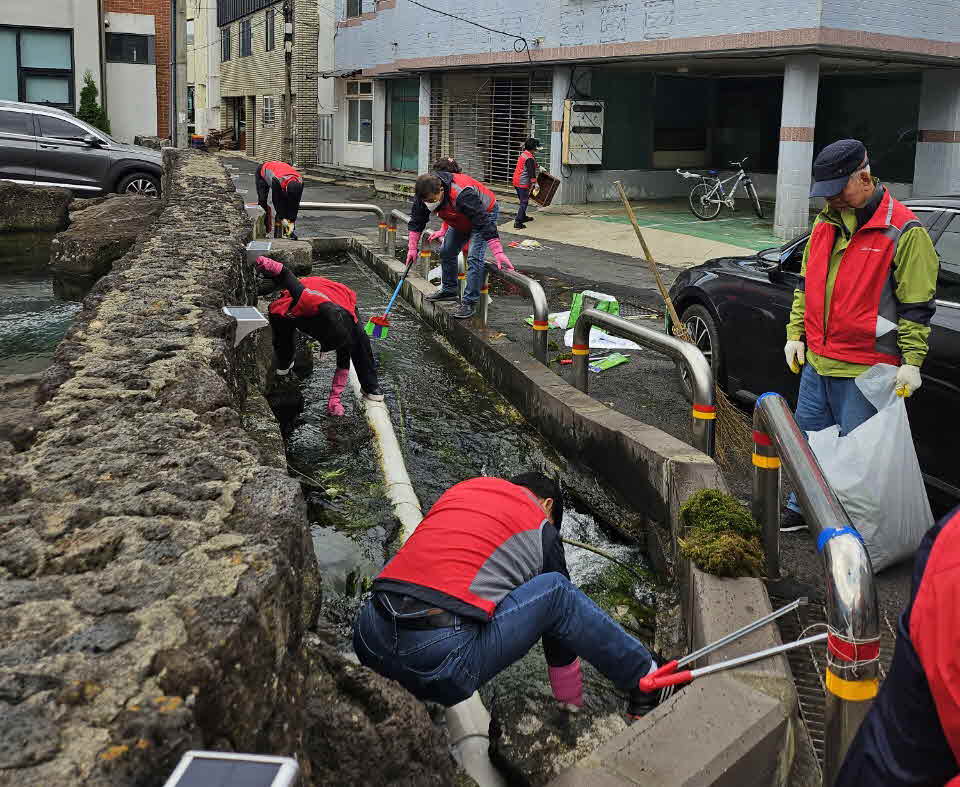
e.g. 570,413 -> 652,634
275,362 -> 295,377
363,392 -> 384,402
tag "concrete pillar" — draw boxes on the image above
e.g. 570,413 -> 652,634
372,79 -> 387,172
913,69 -> 960,196
551,66 -> 591,205
774,55 -> 819,240
418,74 -> 432,173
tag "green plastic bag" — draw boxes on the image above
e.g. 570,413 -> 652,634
568,290 -> 620,333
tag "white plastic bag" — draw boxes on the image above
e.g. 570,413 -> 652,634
807,364 -> 933,572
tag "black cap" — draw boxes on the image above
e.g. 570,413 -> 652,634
525,138 -> 541,151
810,139 -> 868,198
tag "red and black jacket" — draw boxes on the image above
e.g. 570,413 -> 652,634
408,171 -> 500,241
258,161 -> 302,190
513,150 -> 537,188
836,506 -> 960,786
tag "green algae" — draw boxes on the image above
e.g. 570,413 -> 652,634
678,489 -> 764,578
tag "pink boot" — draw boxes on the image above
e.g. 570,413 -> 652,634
327,368 -> 349,416
548,658 -> 583,709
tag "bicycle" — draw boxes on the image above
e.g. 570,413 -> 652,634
676,157 -> 764,221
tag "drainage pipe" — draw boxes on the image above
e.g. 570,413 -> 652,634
346,365 -> 506,787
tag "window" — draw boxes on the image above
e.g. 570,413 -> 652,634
262,95 -> 275,125
346,0 -> 363,17
106,33 -> 155,64
240,19 -> 252,57
0,26 -> 74,109
348,98 -> 373,144
38,114 -> 87,141
935,214 -> 960,303
0,109 -> 33,136
221,26 -> 231,61
346,80 -> 372,96
186,19 -> 195,46
265,9 -> 275,51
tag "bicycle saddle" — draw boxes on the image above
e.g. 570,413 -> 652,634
707,170 -> 718,175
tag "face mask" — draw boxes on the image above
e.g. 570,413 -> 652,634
424,199 -> 442,211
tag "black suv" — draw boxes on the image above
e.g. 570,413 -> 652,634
0,100 -> 163,197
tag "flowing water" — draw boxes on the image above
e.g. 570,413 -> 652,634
273,253 -> 658,646
0,233 -> 98,376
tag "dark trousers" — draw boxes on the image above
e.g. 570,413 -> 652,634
271,181 -> 301,222
269,312 -> 380,394
515,186 -> 530,224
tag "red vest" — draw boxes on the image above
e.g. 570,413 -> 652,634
268,276 -> 358,322
512,150 -> 535,188
804,191 -> 920,367
260,161 -> 302,190
436,173 -> 497,234
375,477 -> 549,620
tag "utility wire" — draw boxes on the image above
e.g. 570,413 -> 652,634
405,0 -> 534,64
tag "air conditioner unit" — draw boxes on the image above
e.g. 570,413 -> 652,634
561,99 -> 604,166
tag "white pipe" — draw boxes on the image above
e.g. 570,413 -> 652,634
348,364 -> 507,787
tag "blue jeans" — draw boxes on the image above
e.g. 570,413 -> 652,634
353,572 -> 654,707
786,363 -> 877,513
439,204 -> 499,306
515,187 -> 530,224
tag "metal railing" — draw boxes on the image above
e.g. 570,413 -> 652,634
751,392 -> 879,786
570,309 -> 715,457
478,263 -> 549,365
298,202 -> 387,249
386,210 -> 435,279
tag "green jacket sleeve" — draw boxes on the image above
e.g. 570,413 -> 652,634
893,225 -> 939,367
786,237 -> 812,341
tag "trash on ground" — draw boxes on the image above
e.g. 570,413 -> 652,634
589,353 -> 630,374
507,239 -> 543,250
568,290 -> 619,332
564,327 -> 640,351
525,311 -> 568,329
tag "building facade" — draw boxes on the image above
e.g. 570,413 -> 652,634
1,0 -> 171,142
217,0 -> 329,166
187,0 -> 222,137
331,0 -> 959,238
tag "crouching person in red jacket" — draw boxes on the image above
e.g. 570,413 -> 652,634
353,473 -> 667,719
835,505 -> 960,786
255,256 -> 382,415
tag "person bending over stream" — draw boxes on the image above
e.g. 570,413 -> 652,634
255,256 -> 383,415
353,473 -> 668,720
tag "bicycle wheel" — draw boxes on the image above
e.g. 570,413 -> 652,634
689,182 -> 722,220
746,182 -> 764,219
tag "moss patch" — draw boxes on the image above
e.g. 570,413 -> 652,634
678,490 -> 764,578
580,563 -> 655,639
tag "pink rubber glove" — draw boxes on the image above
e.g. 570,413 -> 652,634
548,658 -> 583,708
256,255 -> 284,277
327,368 -> 349,416
406,231 -> 422,265
427,223 -> 449,245
486,238 -> 515,271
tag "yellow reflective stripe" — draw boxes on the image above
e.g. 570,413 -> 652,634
752,453 -> 781,469
825,669 -> 878,701
692,409 -> 717,420
571,348 -> 589,356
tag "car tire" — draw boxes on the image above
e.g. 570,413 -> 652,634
676,303 -> 723,402
116,172 -> 161,198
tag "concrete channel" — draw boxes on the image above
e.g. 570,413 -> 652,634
301,235 -> 801,786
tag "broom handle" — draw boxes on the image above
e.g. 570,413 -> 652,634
613,180 -> 683,330
382,236 -> 423,317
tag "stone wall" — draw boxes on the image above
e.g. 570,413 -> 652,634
0,150 -> 455,786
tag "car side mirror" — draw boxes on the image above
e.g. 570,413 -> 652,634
82,134 -> 103,147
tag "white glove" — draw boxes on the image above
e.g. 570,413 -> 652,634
538,165 -> 547,174
784,340 -> 805,374
895,364 -> 922,397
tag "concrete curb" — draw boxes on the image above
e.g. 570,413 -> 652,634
344,238 -> 799,786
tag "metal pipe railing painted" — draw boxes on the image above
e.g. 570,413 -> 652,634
298,202 -> 387,249
751,392 -> 880,786
479,263 -> 549,365
570,309 -> 716,457
386,209 -> 408,258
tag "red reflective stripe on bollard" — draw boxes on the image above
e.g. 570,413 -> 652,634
753,430 -> 773,446
828,634 -> 880,663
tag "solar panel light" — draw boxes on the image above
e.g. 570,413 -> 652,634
163,751 -> 299,787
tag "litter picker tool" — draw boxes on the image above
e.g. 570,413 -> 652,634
612,180 -> 752,462
640,598 -> 819,693
364,242 -> 428,339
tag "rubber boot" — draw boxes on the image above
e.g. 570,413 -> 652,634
327,368 -> 349,416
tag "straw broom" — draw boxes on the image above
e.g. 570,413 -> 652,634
612,181 -> 752,464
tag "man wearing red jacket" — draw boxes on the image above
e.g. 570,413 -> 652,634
256,160 -> 304,239
353,473 -> 666,719
407,169 -> 514,320
836,505 -> 960,785
255,256 -> 382,415
512,138 -> 545,230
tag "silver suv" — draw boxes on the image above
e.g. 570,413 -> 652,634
0,100 -> 163,197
